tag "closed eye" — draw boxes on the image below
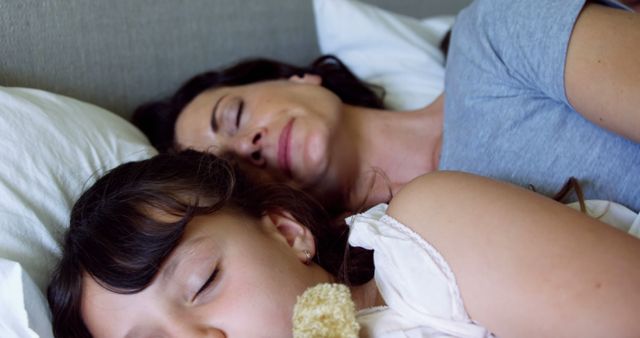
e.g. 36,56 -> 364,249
235,100 -> 244,129
193,268 -> 219,301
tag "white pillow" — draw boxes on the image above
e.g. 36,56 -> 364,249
313,0 -> 454,110
0,86 -> 156,337
0,259 -> 50,338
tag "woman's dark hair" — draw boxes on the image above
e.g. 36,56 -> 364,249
47,150 -> 374,338
132,55 -> 385,152
440,29 -> 452,57
133,28 -> 454,153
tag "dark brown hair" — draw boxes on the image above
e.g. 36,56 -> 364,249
47,150 -> 374,338
132,55 -> 385,152
132,27 -> 454,154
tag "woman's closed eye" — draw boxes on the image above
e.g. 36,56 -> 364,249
193,268 -> 219,301
222,98 -> 244,135
235,100 -> 244,130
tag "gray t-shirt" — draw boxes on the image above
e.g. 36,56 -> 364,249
441,0 -> 640,211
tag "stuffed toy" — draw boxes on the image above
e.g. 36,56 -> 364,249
292,283 -> 360,338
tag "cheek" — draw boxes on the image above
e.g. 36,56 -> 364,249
310,90 -> 343,125
304,129 -> 329,167
222,258 -> 305,334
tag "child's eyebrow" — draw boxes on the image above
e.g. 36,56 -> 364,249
160,236 -> 210,283
161,258 -> 180,283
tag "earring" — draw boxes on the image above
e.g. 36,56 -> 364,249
303,250 -> 312,265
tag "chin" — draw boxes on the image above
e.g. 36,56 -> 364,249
292,168 -> 322,190
291,130 -> 330,188
299,162 -> 328,189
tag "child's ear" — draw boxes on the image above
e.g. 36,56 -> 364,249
261,210 -> 316,263
288,73 -> 322,85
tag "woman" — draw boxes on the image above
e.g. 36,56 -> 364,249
133,0 -> 640,214
48,150 -> 640,337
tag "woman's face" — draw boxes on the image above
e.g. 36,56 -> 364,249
80,208 -> 331,338
175,75 -> 343,190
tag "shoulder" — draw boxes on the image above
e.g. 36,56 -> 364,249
387,171 -> 504,220
450,0 -> 589,56
384,173 -> 640,337
387,171 -> 486,240
385,171 -> 559,242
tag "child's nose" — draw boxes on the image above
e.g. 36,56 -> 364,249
169,318 -> 225,338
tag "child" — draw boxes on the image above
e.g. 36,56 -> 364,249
48,151 -> 640,337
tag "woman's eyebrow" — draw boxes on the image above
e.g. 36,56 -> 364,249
210,94 -> 228,133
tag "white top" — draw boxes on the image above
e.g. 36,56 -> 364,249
346,201 -> 639,337
346,204 -> 493,338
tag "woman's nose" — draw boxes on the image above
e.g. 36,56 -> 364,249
232,128 -> 266,167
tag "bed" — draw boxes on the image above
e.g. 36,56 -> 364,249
0,0 -> 472,336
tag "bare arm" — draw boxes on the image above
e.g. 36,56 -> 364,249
565,3 -> 640,143
387,172 -> 640,338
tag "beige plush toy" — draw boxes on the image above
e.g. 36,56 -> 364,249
292,283 -> 361,338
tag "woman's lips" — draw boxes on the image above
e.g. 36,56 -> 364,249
278,118 -> 294,177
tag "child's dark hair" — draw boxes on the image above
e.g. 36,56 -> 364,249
47,150 -> 374,337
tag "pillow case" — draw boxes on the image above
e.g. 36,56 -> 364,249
0,86 -> 156,337
0,259 -> 50,338
313,0 -> 455,110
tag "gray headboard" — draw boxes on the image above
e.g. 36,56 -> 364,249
1,0 -> 470,118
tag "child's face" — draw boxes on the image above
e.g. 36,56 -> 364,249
80,208 -> 332,337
